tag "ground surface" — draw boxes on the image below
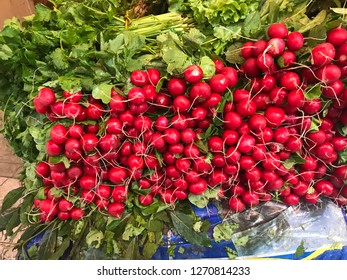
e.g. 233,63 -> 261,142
0,122 -> 23,259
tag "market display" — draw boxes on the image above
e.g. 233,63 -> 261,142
0,0 -> 346,260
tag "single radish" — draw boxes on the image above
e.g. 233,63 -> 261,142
327,26 -> 347,46
286,31 -> 304,51
267,22 -> 288,39
184,64 -> 203,84
311,42 -> 336,67
130,69 -> 149,86
37,87 -> 56,106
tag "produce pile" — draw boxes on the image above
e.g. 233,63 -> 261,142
0,0 -> 346,260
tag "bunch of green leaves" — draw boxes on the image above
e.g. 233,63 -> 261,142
7,198 -> 214,260
169,0 -> 261,54
0,1 -> 193,162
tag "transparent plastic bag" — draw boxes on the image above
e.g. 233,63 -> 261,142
230,198 -> 347,258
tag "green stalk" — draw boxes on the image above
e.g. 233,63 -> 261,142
127,12 -> 193,38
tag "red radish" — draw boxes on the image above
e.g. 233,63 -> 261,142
327,27 -> 347,46
286,136 -> 303,152
241,42 -> 254,59
332,136 -> 347,151
50,101 -> 64,117
184,144 -> 200,158
208,136 -> 224,153
127,87 -> 146,105
189,82 -> 212,102
58,198 -> 73,212
63,90 -> 82,103
248,114 -> 267,132
95,184 -> 111,199
236,99 -> 257,117
304,189 -> 319,204
34,97 -> 49,114
128,154 -> 144,170
46,140 -> 63,156
161,189 -> 177,204
184,64 -> 203,84
224,111 -> 242,130
311,42 -> 336,67
292,181 -> 309,196
80,133 -> 98,152
220,67 -> 238,88
174,190 -> 188,201
240,155 -> 255,170
287,89 -> 305,108
253,40 -> 267,56
241,57 -> 261,77
213,59 -> 225,73
110,91 -> 127,113
265,106 -> 285,127
303,98 -> 322,115
172,114 -> 189,130
173,95 -> 191,113
314,180 -> 334,196
234,89 -> 251,103
57,212 -> 70,221
279,51 -> 297,67
267,22 -> 288,39
38,87 -> 56,106
64,103 -> 83,119
273,126 -> 290,144
260,75 -> 276,92
146,68 -> 160,85
202,92 -> 222,108
238,134 -> 256,154
280,72 -> 300,90
111,186 -> 127,203
266,38 -> 286,57
335,43 -> 347,66
228,197 -> 246,212
189,178 -> 207,195
253,93 -> 271,110
133,115 -> 152,132
322,80 -> 343,98
167,78 -> 187,96
242,191 -> 259,207
68,124 -> 84,139
209,74 -> 228,93
256,53 -> 274,71
138,194 -> 154,206
109,167 -> 127,184
222,130 -> 239,146
36,162 -> 50,178
184,170 -> 200,184
315,142 -> 335,160
67,165 -> 83,179
79,175 -> 97,190
286,31 -> 304,51
106,118 -> 123,135
107,202 -> 125,218
181,128 -> 196,144
283,193 -> 300,206
262,153 -> 281,171
130,69 -> 149,86
315,64 -> 341,84
70,207 -> 85,220
164,128 -> 180,145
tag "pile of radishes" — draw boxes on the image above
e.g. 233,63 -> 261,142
32,22 -> 347,222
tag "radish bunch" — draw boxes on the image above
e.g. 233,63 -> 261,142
32,64 -> 239,222
32,22 -> 347,222
229,22 -> 347,210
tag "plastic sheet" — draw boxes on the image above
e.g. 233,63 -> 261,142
232,199 -> 347,258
